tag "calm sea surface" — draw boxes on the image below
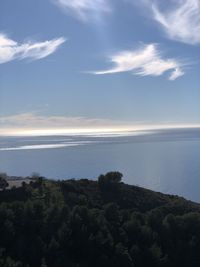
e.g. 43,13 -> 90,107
0,128 -> 200,202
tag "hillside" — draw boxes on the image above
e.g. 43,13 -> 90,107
0,172 -> 200,267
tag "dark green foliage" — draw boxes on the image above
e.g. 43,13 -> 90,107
98,172 -> 123,192
0,173 -> 9,190
0,172 -> 200,267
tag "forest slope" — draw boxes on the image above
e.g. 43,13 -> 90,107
0,172 -> 200,267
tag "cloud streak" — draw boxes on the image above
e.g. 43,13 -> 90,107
0,33 -> 66,64
53,0 -> 111,21
0,112 -> 128,130
91,44 -> 184,80
151,0 -> 200,45
0,112 -> 139,136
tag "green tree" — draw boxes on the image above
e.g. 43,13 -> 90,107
0,173 -> 9,190
115,243 -> 133,267
98,172 -> 123,191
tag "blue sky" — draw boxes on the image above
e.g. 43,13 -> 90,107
0,0 -> 200,135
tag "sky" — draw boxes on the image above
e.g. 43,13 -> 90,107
0,0 -> 200,135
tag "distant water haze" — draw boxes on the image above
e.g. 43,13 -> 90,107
1,127 -> 200,202
1,123 -> 200,136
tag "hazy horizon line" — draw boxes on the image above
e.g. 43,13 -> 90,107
1,124 -> 200,137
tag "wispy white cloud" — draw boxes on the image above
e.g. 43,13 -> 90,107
168,67 -> 184,81
0,33 -> 66,64
53,0 -> 111,21
150,0 -> 200,45
91,44 -> 184,80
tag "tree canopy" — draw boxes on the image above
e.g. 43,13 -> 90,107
0,172 -> 200,267
0,173 -> 8,190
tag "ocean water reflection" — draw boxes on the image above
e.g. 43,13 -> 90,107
0,128 -> 200,202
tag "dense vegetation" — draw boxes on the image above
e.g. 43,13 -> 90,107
0,172 -> 200,267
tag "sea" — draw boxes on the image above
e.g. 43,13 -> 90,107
0,128 -> 200,202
